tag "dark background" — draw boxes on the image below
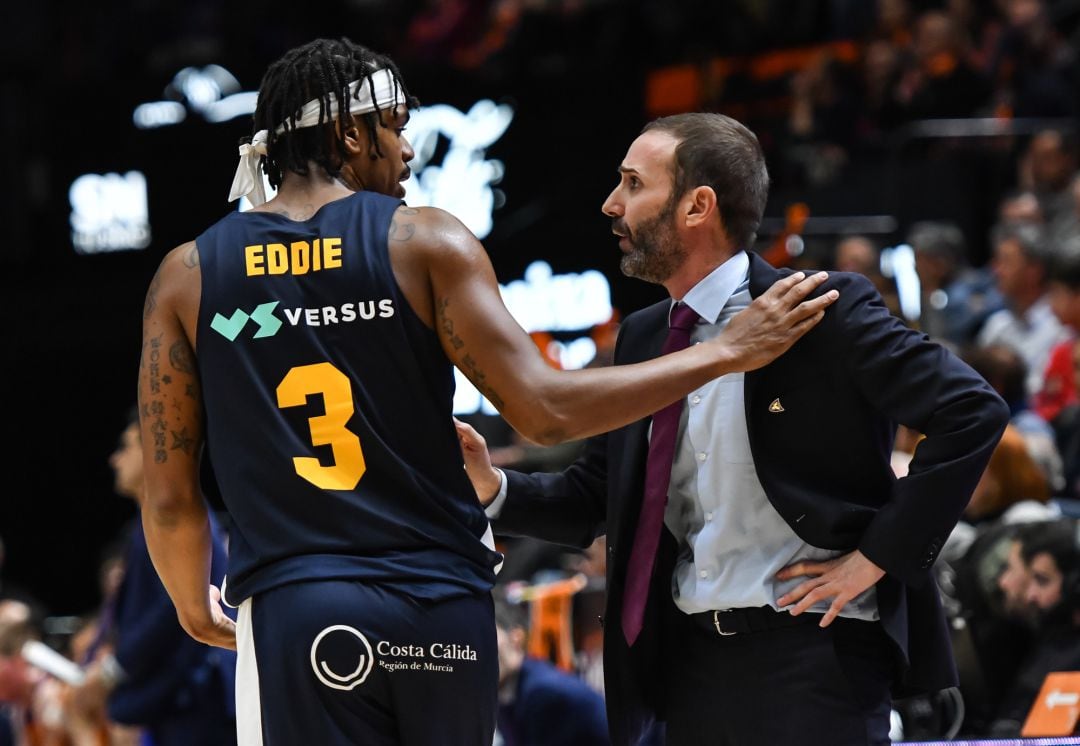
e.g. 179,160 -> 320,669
2,0 -> 1073,614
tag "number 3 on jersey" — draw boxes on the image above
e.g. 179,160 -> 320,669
276,362 -> 366,490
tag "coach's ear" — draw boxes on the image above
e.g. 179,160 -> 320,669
683,185 -> 718,228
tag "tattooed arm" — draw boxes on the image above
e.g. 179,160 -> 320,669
138,241 -> 236,650
388,205 -> 837,445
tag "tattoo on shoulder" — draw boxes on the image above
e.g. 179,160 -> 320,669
182,244 -> 200,269
389,217 -> 415,242
143,265 -> 163,319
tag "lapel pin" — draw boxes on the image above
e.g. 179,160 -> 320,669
768,398 -> 785,413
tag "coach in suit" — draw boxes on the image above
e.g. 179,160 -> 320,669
460,113 -> 1009,745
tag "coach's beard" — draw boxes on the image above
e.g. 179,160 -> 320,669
617,205 -> 686,285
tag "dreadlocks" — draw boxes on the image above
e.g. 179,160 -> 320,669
250,38 -> 419,190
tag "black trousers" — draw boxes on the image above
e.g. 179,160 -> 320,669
660,594 -> 895,746
241,581 -> 497,746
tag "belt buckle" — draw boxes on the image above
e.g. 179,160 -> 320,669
712,609 -> 737,636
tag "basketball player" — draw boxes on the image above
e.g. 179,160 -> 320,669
137,38 -> 836,745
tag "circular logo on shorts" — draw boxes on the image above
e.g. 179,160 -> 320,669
310,625 -> 375,691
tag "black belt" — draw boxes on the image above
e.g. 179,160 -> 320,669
689,606 -> 818,636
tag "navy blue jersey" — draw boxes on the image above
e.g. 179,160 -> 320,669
195,191 -> 500,604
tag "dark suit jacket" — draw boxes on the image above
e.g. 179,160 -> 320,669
499,658 -> 610,746
495,252 -> 1010,746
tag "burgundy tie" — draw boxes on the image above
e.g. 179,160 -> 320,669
621,302 -> 701,646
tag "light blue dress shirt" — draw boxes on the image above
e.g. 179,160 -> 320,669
663,251 -> 878,620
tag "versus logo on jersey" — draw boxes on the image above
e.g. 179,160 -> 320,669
210,299 -> 396,341
211,301 -> 282,340
281,299 -> 395,327
310,625 -> 375,691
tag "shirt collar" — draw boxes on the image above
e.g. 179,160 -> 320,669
673,251 -> 750,325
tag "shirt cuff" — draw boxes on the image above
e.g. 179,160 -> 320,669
483,468 -> 508,519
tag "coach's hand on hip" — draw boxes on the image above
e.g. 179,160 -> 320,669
775,550 -> 886,628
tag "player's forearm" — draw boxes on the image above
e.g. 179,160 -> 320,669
511,341 -> 736,445
141,493 -> 215,633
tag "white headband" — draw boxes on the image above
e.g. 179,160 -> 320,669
228,68 -> 405,206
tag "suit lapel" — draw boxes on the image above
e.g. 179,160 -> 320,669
744,252 -> 786,424
611,302 -> 670,558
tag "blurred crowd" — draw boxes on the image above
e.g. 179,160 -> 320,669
776,0 -> 1079,185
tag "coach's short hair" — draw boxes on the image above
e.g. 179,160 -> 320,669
643,113 -> 770,249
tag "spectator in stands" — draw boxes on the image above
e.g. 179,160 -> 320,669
1039,243 -> 1080,424
979,222 -> 1067,394
989,0 -> 1079,118
1039,241 -> 1080,502
964,424 -> 1050,523
988,519 -> 1080,736
834,235 -> 902,318
494,598 -> 609,746
939,518 -> 1039,734
998,526 -> 1039,626
835,234 -> 878,275
945,0 -> 1005,73
998,189 -> 1045,225
785,51 -> 859,186
1048,174 -> 1080,249
0,599 -> 124,746
0,600 -> 41,746
964,344 -> 1063,492
1049,340 -> 1080,502
68,409 -> 235,746
1021,129 -> 1078,228
910,220 -> 1002,346
874,0 -> 914,50
890,11 -> 992,122
856,37 -> 904,138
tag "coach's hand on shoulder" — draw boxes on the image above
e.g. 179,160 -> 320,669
180,585 -> 237,650
715,271 -> 838,372
454,418 -> 502,508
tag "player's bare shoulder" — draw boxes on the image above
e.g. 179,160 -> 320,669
144,240 -> 202,338
385,205 -> 491,328
388,205 -> 481,258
